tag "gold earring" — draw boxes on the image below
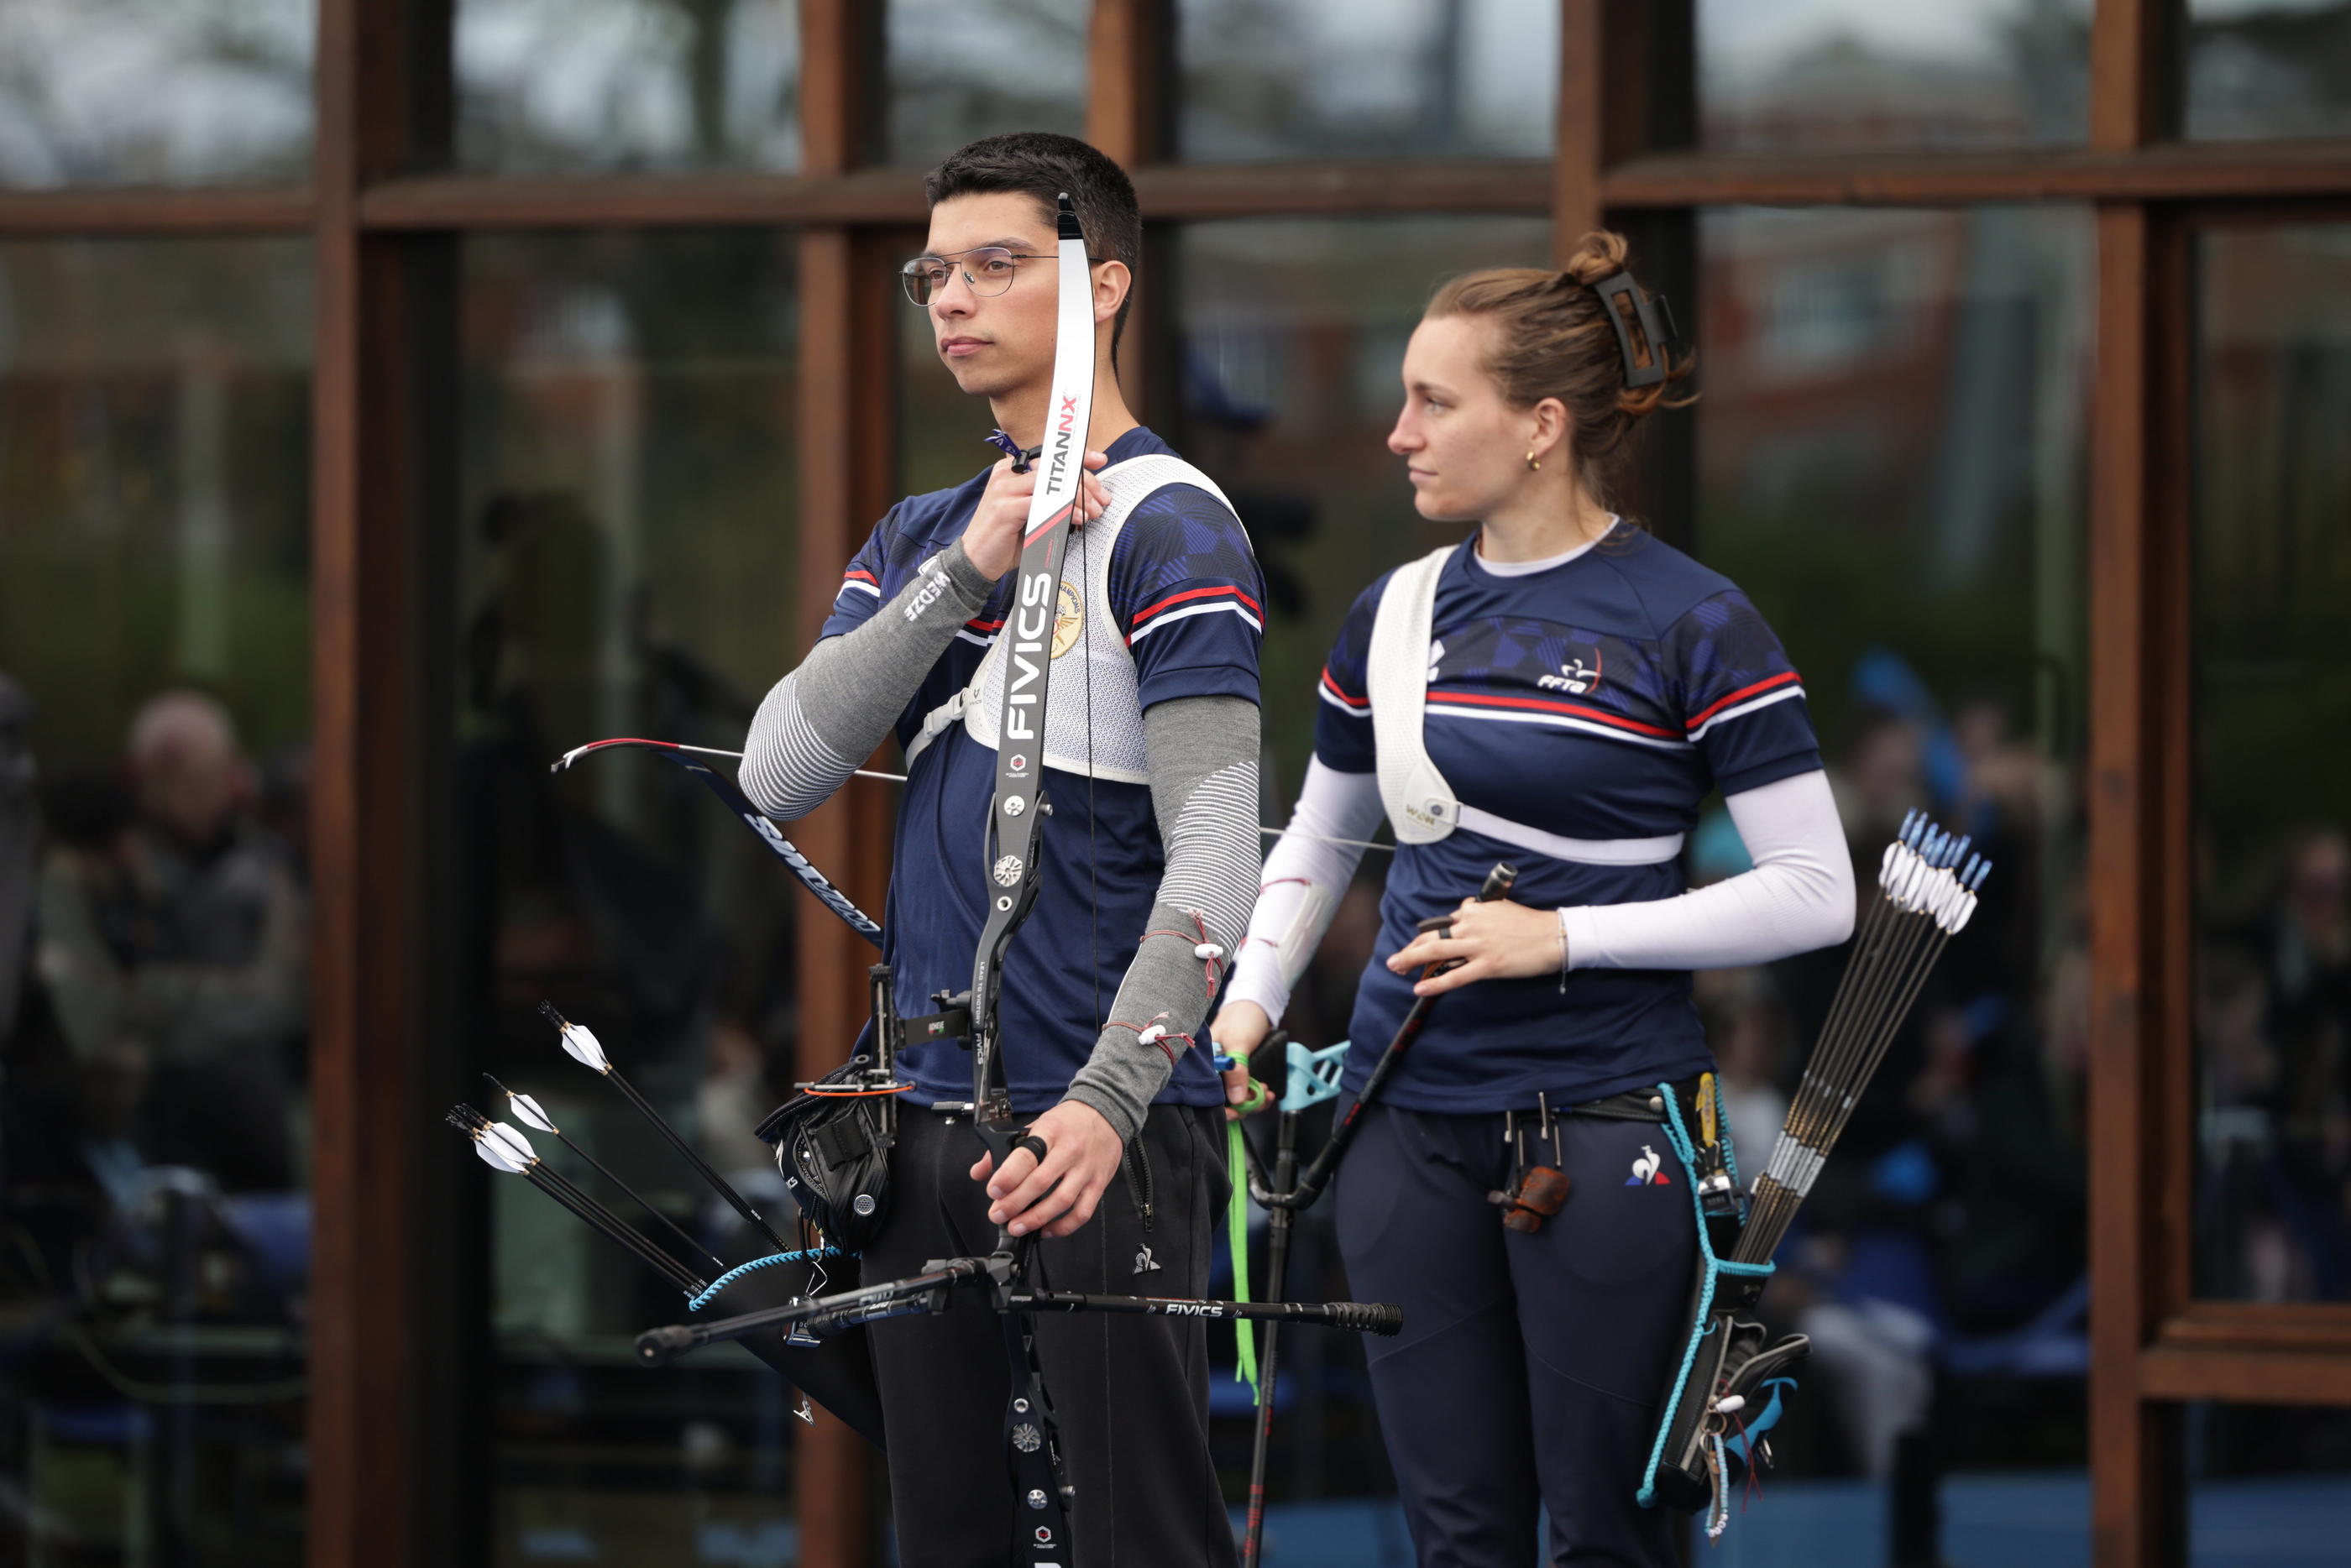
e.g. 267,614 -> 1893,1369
1526,449 -> 1542,472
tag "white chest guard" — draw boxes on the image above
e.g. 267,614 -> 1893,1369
903,452 -> 1247,784
1367,545 -> 1463,843
1364,541 -> 1685,867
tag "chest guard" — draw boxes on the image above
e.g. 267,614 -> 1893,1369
903,452 -> 1245,785
1364,541 -> 1685,867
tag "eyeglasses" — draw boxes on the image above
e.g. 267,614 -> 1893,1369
898,245 -> 1102,306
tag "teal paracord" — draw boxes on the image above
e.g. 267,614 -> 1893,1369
688,1246 -> 851,1312
1712,1076 -> 1746,1217
1636,1084 -> 1774,1508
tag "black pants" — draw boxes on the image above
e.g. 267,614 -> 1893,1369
1335,1103 -> 1697,1568
866,1104 -> 1238,1568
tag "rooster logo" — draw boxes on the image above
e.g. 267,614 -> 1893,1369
1626,1145 -> 1671,1186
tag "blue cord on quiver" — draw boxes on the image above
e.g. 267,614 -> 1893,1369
688,1246 -> 851,1312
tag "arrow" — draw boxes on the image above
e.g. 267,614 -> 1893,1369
446,1105 -> 707,1295
538,1002 -> 793,1252
486,1073 -> 725,1271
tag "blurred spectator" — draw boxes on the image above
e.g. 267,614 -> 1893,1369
2265,828 -> 2350,1129
2198,944 -> 2293,1299
1801,1280 -> 1938,1479
34,691 -> 307,1190
2208,825 -> 2351,1300
1944,943 -> 2088,1330
1831,705 -> 1929,848
1951,694 -> 2045,841
1696,965 -> 1793,1170
698,1015 -> 784,1179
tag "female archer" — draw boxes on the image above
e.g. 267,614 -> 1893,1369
1215,233 -> 1855,1566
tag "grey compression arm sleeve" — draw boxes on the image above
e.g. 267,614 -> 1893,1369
740,541 -> 995,820
1063,694 -> 1262,1145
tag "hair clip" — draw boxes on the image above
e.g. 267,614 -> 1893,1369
1590,272 -> 1681,389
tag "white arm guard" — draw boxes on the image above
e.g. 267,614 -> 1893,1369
1559,768 -> 1855,971
1223,759 -> 1385,1024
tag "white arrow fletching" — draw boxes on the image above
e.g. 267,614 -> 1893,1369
507,1090 -> 557,1133
1926,868 -> 1961,924
559,1022 -> 610,1072
476,1122 -> 535,1174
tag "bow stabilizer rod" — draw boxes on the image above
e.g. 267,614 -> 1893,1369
631,1265 -> 1401,1368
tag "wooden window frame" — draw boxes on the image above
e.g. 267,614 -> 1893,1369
4,2 -> 2348,1564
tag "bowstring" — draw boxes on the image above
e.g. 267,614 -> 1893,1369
568,747 -> 1395,855
1086,466 -> 1101,1046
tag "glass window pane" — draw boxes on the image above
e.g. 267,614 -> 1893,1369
1174,216 -> 1551,798
2189,1403 -> 2351,1564
882,0 -> 1088,169
1693,206 -> 2094,1547
1699,0 -> 2091,152
1178,0 -> 1557,160
2192,222 -> 2351,1304
2186,1 -> 2351,141
0,1 -> 312,186
458,0 -> 802,174
453,231 -> 815,1559
0,237 -> 313,1560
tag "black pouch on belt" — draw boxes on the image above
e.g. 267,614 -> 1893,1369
757,1058 -> 893,1252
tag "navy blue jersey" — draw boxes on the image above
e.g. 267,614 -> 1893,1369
819,426 -> 1263,1112
1316,525 -> 1822,1112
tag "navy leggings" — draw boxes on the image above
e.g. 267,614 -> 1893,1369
1335,1102 -> 1698,1568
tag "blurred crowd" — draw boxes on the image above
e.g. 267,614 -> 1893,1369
2200,826 -> 2351,1302
0,680 -> 313,1314
1280,646 -> 2349,1484
1704,684 -> 2093,1481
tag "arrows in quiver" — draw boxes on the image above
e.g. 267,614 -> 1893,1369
1643,812 -> 1992,1534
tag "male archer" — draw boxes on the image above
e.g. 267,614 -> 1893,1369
741,133 -> 1260,1566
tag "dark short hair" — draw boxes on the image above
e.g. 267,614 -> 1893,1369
924,132 -> 1142,355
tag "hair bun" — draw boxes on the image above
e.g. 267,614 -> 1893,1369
1558,230 -> 1631,290
1422,231 -> 1695,519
